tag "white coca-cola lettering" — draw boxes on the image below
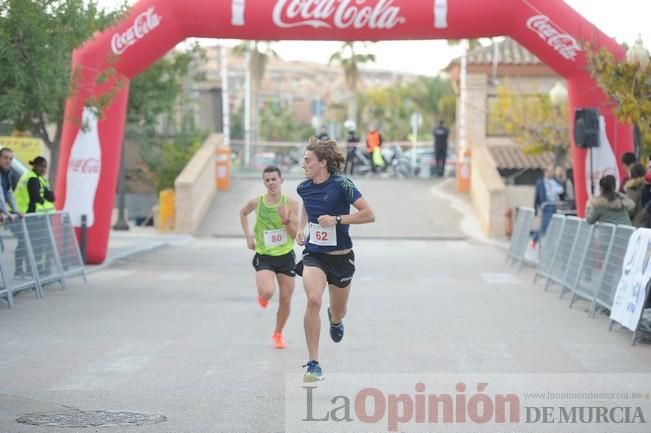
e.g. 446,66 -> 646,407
68,158 -> 100,174
272,0 -> 405,30
64,107 -> 102,228
526,15 -> 581,61
111,6 -> 161,55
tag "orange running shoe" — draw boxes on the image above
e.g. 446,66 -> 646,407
272,332 -> 286,349
257,295 -> 269,309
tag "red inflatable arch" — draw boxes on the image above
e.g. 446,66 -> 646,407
56,0 -> 632,263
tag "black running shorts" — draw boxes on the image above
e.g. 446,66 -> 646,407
252,251 -> 296,277
295,250 -> 355,288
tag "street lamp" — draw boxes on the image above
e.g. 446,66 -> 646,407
410,111 -> 423,177
626,38 -> 649,159
626,38 -> 649,70
549,81 -> 568,166
549,81 -> 568,107
113,139 -> 129,231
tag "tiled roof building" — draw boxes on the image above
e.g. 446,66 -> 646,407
443,38 -> 565,238
445,38 -> 561,176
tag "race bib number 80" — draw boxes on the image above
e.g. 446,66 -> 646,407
308,222 -> 337,246
264,228 -> 287,247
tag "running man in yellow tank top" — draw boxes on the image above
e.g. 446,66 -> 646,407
239,166 -> 299,349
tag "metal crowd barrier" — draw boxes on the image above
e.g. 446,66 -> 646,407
518,206 -> 649,344
533,214 -> 564,284
593,225 -> 635,317
544,216 -> 581,291
0,211 -> 86,309
559,220 -> 593,299
0,217 -> 44,306
49,212 -> 87,282
568,222 -> 615,308
507,207 -> 535,269
528,215 -> 637,318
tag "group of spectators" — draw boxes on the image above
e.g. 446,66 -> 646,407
338,120 -> 450,177
532,165 -> 574,244
0,148 -> 54,220
533,151 -> 651,245
586,152 -> 651,227
337,124 -> 385,175
0,147 -> 55,277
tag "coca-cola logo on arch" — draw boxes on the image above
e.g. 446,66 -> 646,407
68,158 -> 101,174
111,6 -> 161,55
272,0 -> 406,29
526,15 -> 581,61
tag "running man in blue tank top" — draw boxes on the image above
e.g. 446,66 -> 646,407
295,136 -> 375,382
240,166 -> 299,349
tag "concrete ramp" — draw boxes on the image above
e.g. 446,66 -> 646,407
196,176 -> 466,240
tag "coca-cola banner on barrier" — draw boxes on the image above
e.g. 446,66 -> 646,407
56,0 -> 632,264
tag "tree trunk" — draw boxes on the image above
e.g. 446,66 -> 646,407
252,81 -> 259,144
37,115 -> 61,188
554,144 -> 567,167
347,96 -> 357,124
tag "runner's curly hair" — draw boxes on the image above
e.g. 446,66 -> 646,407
306,135 -> 345,174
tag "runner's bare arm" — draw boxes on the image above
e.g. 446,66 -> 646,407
350,197 -> 375,223
283,197 -> 299,239
317,197 -> 374,227
348,197 -> 375,224
239,197 -> 257,249
296,204 -> 308,246
319,197 -> 375,227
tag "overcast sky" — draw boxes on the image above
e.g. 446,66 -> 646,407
97,0 -> 651,76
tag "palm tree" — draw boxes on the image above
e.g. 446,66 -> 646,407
232,41 -> 277,143
407,76 -> 456,127
447,39 -> 482,49
329,42 -> 375,122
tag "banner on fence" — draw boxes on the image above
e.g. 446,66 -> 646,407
610,228 -> 651,331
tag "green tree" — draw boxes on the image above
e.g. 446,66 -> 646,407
404,76 -> 456,128
355,76 -> 455,141
0,0 -> 127,184
358,86 -> 410,140
133,113 -> 207,192
491,83 -> 569,165
232,41 -> 278,143
127,44 -> 205,126
329,42 -> 376,122
259,101 -> 313,142
230,104 -> 245,141
126,46 -> 207,192
437,94 -> 457,127
587,44 -> 651,154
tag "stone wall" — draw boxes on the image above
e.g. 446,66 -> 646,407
174,134 -> 220,233
470,142 -> 507,238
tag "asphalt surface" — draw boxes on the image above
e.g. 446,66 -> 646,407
1,176 -> 650,433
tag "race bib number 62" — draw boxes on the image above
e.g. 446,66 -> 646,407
308,222 -> 337,246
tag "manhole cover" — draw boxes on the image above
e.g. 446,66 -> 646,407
17,410 -> 167,427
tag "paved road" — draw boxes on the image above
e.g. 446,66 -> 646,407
1,176 -> 650,432
197,176 -> 467,240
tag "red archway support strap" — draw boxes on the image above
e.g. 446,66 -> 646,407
56,0 -> 631,263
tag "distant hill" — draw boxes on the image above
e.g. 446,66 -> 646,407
198,45 -> 422,123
